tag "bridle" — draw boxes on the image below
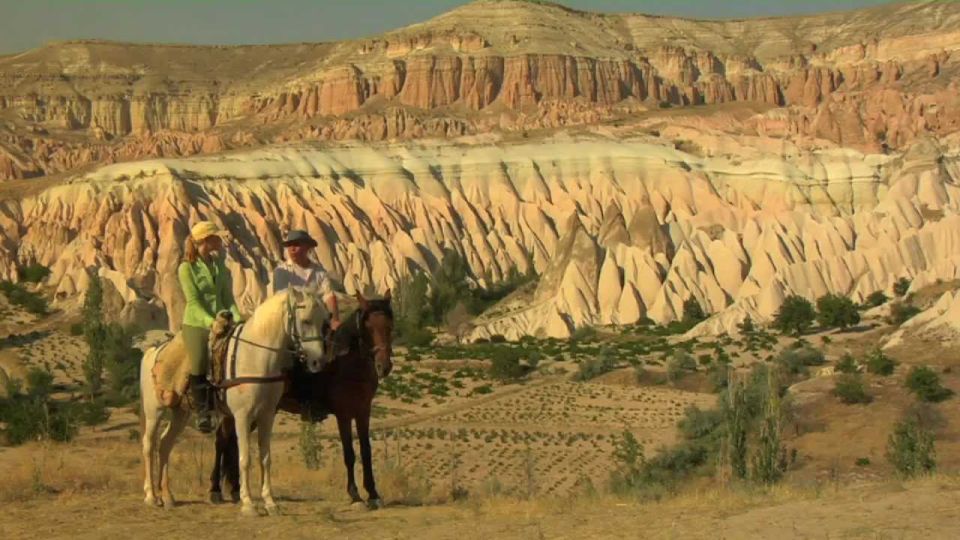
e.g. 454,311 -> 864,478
351,303 -> 393,360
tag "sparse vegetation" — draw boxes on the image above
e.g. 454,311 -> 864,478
774,343 -> 825,376
666,351 -> 697,384
833,374 -> 873,404
299,420 -> 323,470
0,281 -> 48,315
865,291 -> 888,308
835,353 -> 858,374
888,302 -> 921,326
864,348 -> 896,376
887,416 -> 936,478
17,263 -> 50,284
0,367 -> 78,445
894,277 -> 912,297
904,366 -> 953,403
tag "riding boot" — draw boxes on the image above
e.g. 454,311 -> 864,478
189,374 -> 215,434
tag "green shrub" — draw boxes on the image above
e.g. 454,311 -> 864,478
489,334 -> 507,343
835,353 -> 858,374
575,351 -> 617,382
893,278 -> 911,297
666,351 -> 697,383
904,366 -> 953,403
737,315 -> 755,335
864,348 -> 896,376
751,370 -> 788,484
773,296 -> 815,336
570,326 -> 597,343
855,457 -> 871,466
489,350 -> 526,382
865,291 -> 888,308
816,293 -> 861,330
682,298 -> 707,326
299,420 -> 323,470
888,302 -> 921,326
75,398 -> 111,426
774,345 -> 825,376
18,263 -> 51,284
833,374 -> 873,404
0,281 -> 49,315
0,371 -> 78,445
887,417 -> 935,478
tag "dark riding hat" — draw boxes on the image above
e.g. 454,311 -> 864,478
281,229 -> 318,248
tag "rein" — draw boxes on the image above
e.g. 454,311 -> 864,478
216,291 -> 323,388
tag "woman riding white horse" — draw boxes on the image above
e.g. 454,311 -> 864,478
140,285 -> 327,516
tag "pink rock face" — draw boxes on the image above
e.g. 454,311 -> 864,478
1,1 -> 959,180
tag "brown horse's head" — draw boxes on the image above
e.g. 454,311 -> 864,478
356,290 -> 394,379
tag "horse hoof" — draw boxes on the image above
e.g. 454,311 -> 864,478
144,496 -> 160,508
230,491 -> 241,504
161,497 -> 177,510
367,498 -> 383,510
265,503 -> 282,516
241,504 -> 261,517
209,492 -> 224,504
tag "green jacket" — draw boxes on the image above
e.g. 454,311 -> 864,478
178,258 -> 242,329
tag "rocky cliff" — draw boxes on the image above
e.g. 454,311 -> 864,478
2,0 -> 960,180
6,125 -> 959,338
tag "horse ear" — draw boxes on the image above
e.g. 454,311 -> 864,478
383,288 -> 391,301
355,291 -> 368,309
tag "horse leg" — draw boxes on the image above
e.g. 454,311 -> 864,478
141,402 -> 162,507
336,413 -> 362,503
356,409 -> 382,509
209,419 -> 228,504
234,405 -> 260,517
157,408 -> 189,509
257,400 -> 281,516
224,417 -> 241,503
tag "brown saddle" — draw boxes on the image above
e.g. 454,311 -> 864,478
151,313 -> 236,409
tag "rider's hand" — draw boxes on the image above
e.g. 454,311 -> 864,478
329,319 -> 341,331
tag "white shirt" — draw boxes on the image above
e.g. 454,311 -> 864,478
271,260 -> 335,301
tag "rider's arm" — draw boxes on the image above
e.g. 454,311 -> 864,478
178,262 -> 215,328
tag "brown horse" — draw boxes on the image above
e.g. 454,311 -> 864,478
210,291 -> 394,508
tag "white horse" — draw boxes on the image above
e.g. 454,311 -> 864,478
140,287 -> 327,516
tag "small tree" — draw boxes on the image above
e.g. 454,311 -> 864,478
444,302 -> 474,344
751,370 -> 787,484
833,374 -> 872,404
682,297 -> 707,326
773,296 -> 816,336
835,352 -> 858,374
887,302 -> 921,326
864,348 -> 896,376
81,275 -> 106,398
865,291 -> 888,308
737,315 -> 755,335
893,277 -> 911,297
816,293 -> 861,330
905,366 -> 954,403
887,417 -> 936,478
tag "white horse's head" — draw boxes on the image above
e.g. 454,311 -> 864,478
285,287 -> 328,373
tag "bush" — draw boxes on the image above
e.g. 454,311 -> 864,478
666,351 -> 697,383
609,430 -> 646,492
75,398 -> 111,427
737,315 -> 755,335
489,334 -> 507,343
864,348 -> 896,376
18,263 -> 51,284
69,323 -> 84,336
835,353 -> 858,374
575,351 -> 617,382
399,326 -> 435,347
865,291 -> 888,308
490,350 -> 526,382
816,294 -> 861,330
773,296 -> 815,336
894,277 -> 911,297
751,371 -> 788,484
888,302 -> 921,326
299,420 -> 323,470
887,417 -> 936,478
682,298 -> 707,326
904,366 -> 953,403
774,345 -> 825,376
833,374 -> 873,404
0,281 -> 49,315
0,370 -> 78,445
570,326 -> 597,343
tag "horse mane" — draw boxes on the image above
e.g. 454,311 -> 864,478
336,299 -> 393,344
244,289 -> 297,338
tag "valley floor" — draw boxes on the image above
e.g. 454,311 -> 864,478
2,476 -> 960,539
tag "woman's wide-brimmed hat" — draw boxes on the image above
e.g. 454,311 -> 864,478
282,229 -> 318,248
190,221 -> 226,242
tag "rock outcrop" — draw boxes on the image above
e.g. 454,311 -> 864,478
3,127 -> 959,337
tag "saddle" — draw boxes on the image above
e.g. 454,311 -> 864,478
150,312 -> 235,409
150,334 -> 191,408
